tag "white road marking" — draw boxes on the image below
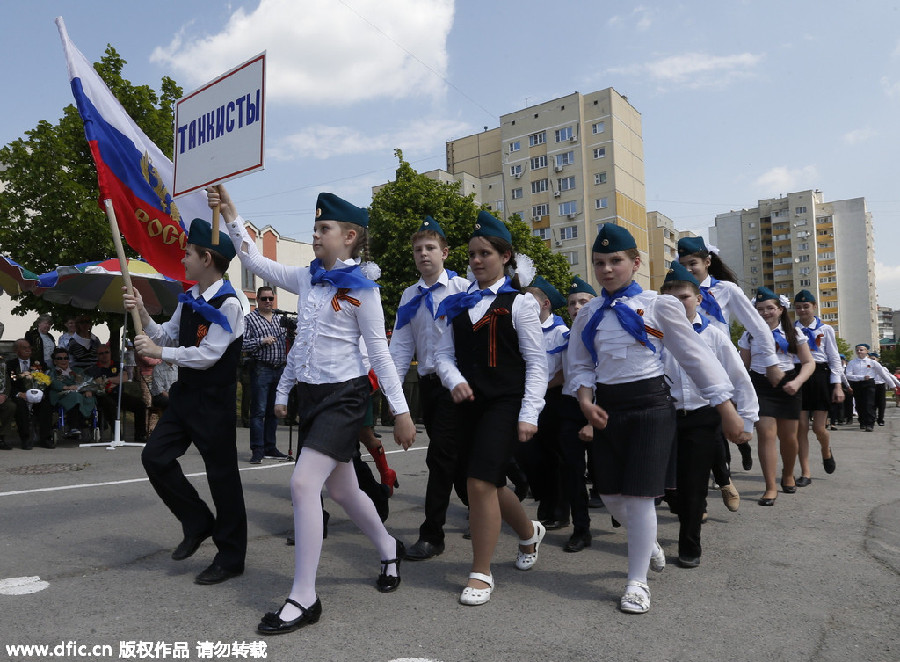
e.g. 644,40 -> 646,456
0,446 -> 425,498
0,576 -> 49,595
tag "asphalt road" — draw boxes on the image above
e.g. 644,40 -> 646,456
1,409 -> 898,662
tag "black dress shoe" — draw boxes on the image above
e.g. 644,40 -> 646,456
172,526 -> 214,561
257,597 -> 322,635
405,539 -> 445,561
866,425 -> 874,432
877,421 -> 885,426
757,495 -> 777,506
677,556 -> 701,568
780,480 -> 797,494
795,476 -> 812,488
375,539 -> 405,593
563,531 -> 592,553
540,518 -> 570,531
823,452 -> 836,474
194,562 -> 243,585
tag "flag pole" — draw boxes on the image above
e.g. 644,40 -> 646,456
104,199 -> 144,335
211,205 -> 220,245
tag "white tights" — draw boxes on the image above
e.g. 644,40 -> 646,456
282,447 -> 396,619
600,494 -> 657,585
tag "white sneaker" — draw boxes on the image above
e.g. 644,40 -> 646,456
515,520 -> 546,571
459,572 -> 493,606
650,541 -> 666,573
620,580 -> 651,614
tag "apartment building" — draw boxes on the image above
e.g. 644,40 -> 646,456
445,88 -> 649,289
647,211 -> 697,291
710,190 -> 877,347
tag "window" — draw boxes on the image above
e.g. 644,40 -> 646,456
510,164 -> 523,177
594,197 -> 608,209
532,228 -> 550,240
798,255 -> 810,262
559,226 -> 578,240
531,179 -> 548,194
592,121 -> 605,134
772,210 -> 784,218
750,266 -> 758,273
820,251 -> 835,259
530,155 -> 547,170
555,126 -> 574,142
508,141 -> 521,153
559,201 -> 577,216
562,251 -> 579,266
529,131 -> 546,146
798,242 -> 809,251
795,206 -> 807,214
820,276 -> 836,283
495,199 -> 504,212
511,187 -> 523,200
816,216 -> 832,224
593,147 -> 606,159
241,265 -> 256,291
532,203 -> 549,217
555,151 -> 575,167
594,172 -> 607,185
749,222 -> 757,228
799,266 -> 811,275
821,264 -> 835,272
558,176 -> 576,191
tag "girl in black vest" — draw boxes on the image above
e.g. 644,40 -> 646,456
434,211 -> 548,606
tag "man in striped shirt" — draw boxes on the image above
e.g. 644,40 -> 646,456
244,286 -> 289,463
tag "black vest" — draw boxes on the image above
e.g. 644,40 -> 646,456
176,291 -> 242,389
452,292 -> 526,401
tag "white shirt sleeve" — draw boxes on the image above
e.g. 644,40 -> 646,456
718,281 -> 779,368
710,327 -> 759,432
389,287 -> 417,379
153,297 -> 245,370
226,215 -> 308,294
358,289 -> 409,416
513,293 -> 548,426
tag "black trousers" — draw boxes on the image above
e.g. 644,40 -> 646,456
516,386 -> 566,523
875,383 -> 887,424
557,396 -> 591,532
417,375 -> 467,544
14,397 -> 51,444
675,406 -> 722,559
852,380 -> 876,427
141,382 -> 247,572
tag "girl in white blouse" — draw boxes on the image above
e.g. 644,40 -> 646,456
208,185 -> 415,635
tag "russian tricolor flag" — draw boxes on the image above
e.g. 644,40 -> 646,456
56,17 -> 210,283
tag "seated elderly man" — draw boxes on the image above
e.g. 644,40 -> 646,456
86,344 -> 147,441
6,339 -> 53,449
0,358 -> 18,450
48,347 -> 96,439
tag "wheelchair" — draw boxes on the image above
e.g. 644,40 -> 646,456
51,403 -> 101,445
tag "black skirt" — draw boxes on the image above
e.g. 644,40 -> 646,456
294,375 -> 370,462
751,369 -> 802,420
800,362 -> 832,412
591,376 -> 676,498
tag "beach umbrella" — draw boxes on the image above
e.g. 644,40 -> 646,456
33,258 -> 186,316
0,255 -> 40,295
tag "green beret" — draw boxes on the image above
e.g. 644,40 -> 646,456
663,260 -> 700,288
677,236 -> 708,257
755,286 -> 778,303
316,192 -> 369,227
568,276 -> 597,297
187,219 -> 236,261
418,215 -> 446,238
592,222 -> 636,254
531,276 -> 566,309
794,289 -> 816,304
471,210 -> 511,243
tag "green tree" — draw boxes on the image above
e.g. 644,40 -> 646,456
369,150 -> 572,328
835,336 -> 851,359
0,45 -> 181,337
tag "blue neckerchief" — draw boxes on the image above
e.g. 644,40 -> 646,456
543,314 -> 566,333
699,276 -> 727,325
798,325 -> 818,351
581,281 -> 652,364
309,258 -> 379,290
692,313 -> 710,334
396,281 -> 444,330
436,276 -> 519,324
772,328 -> 790,353
548,329 -> 570,355
178,280 -> 236,333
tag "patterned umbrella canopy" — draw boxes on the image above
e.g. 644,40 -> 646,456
34,258 -> 187,316
0,255 -> 41,295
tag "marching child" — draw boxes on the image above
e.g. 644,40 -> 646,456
792,290 -> 842,483
738,288 -> 814,505
845,344 -> 880,431
390,216 -> 470,561
124,220 -> 247,586
207,185 -> 416,635
434,211 -> 548,606
567,224 -> 744,614
659,262 -> 758,568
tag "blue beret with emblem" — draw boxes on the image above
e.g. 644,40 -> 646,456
754,285 -> 778,304
531,276 -> 566,309
568,276 -> 597,297
471,210 -> 511,243
794,289 -> 816,304
316,192 -> 369,228
663,260 -> 700,288
187,219 -> 236,261
592,222 -> 636,254
677,236 -> 709,257
418,215 -> 446,238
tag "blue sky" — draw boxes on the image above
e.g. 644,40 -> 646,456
3,1 -> 900,305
